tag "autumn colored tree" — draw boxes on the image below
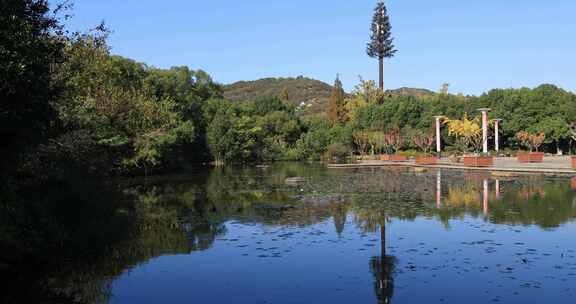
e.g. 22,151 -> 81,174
384,128 -> 403,153
413,131 -> 436,154
280,86 -> 290,103
445,113 -> 483,153
328,75 -> 346,124
353,131 -> 371,156
516,131 -> 545,152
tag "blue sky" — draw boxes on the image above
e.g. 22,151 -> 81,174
63,0 -> 576,95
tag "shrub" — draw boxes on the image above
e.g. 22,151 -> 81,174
397,150 -> 419,158
325,144 -> 352,161
412,131 -> 436,155
515,131 -> 545,152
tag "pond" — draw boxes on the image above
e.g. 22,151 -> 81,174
2,163 -> 576,303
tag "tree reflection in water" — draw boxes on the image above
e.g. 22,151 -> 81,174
369,220 -> 395,304
3,163 -> 576,303
353,204 -> 396,303
434,173 -> 576,229
0,174 -> 222,303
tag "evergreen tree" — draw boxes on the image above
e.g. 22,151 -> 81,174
328,75 -> 346,124
367,1 -> 397,91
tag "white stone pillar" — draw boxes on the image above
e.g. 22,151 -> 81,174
478,108 -> 491,154
494,119 -> 502,152
434,116 -> 443,154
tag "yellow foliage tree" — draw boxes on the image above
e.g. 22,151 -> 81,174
444,113 -> 482,153
343,77 -> 385,122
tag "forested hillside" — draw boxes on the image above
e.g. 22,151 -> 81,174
224,77 -> 334,117
224,77 -> 435,117
388,87 -> 435,97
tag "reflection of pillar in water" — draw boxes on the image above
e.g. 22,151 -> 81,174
483,179 -> 489,215
436,170 -> 442,208
572,177 -> 576,190
495,179 -> 501,200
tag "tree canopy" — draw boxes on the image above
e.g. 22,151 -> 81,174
0,0 -> 65,172
3,1 -> 576,185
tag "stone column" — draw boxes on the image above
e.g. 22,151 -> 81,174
434,116 -> 443,154
494,119 -> 502,152
477,108 -> 491,154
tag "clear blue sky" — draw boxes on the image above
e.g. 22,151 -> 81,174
63,0 -> 576,95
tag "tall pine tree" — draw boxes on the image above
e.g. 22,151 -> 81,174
367,1 -> 397,91
328,75 -> 346,124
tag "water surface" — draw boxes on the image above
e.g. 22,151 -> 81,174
2,164 -> 576,303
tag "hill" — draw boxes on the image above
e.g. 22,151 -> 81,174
388,87 -> 435,98
223,77 -> 435,117
224,76 -> 334,117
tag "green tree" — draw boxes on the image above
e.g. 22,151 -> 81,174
205,103 -> 234,165
367,1 -> 397,91
477,84 -> 576,151
537,117 -> 570,154
294,118 -> 352,160
206,103 -> 265,164
251,96 -> 291,116
0,0 -> 65,172
144,66 -> 222,162
52,33 -> 195,175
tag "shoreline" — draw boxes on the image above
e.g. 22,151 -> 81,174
327,157 -> 576,177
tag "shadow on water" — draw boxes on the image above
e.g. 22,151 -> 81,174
2,163 -> 576,303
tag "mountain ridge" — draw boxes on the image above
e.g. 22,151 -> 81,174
223,76 -> 435,116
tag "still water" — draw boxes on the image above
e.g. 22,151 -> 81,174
2,163 -> 576,303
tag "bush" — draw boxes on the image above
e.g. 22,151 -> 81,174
284,148 -> 301,161
325,144 -> 352,161
397,150 -> 419,158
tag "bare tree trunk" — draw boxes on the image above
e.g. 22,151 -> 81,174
379,57 -> 384,91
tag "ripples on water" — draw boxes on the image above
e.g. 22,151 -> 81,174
2,163 -> 576,303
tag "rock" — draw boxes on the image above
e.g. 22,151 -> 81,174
285,177 -> 306,184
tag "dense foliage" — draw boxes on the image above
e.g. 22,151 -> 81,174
337,81 -> 576,156
3,1 -> 576,188
0,0 -> 64,172
204,97 -> 302,164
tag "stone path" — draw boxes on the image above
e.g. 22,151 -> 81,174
328,156 -> 576,176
